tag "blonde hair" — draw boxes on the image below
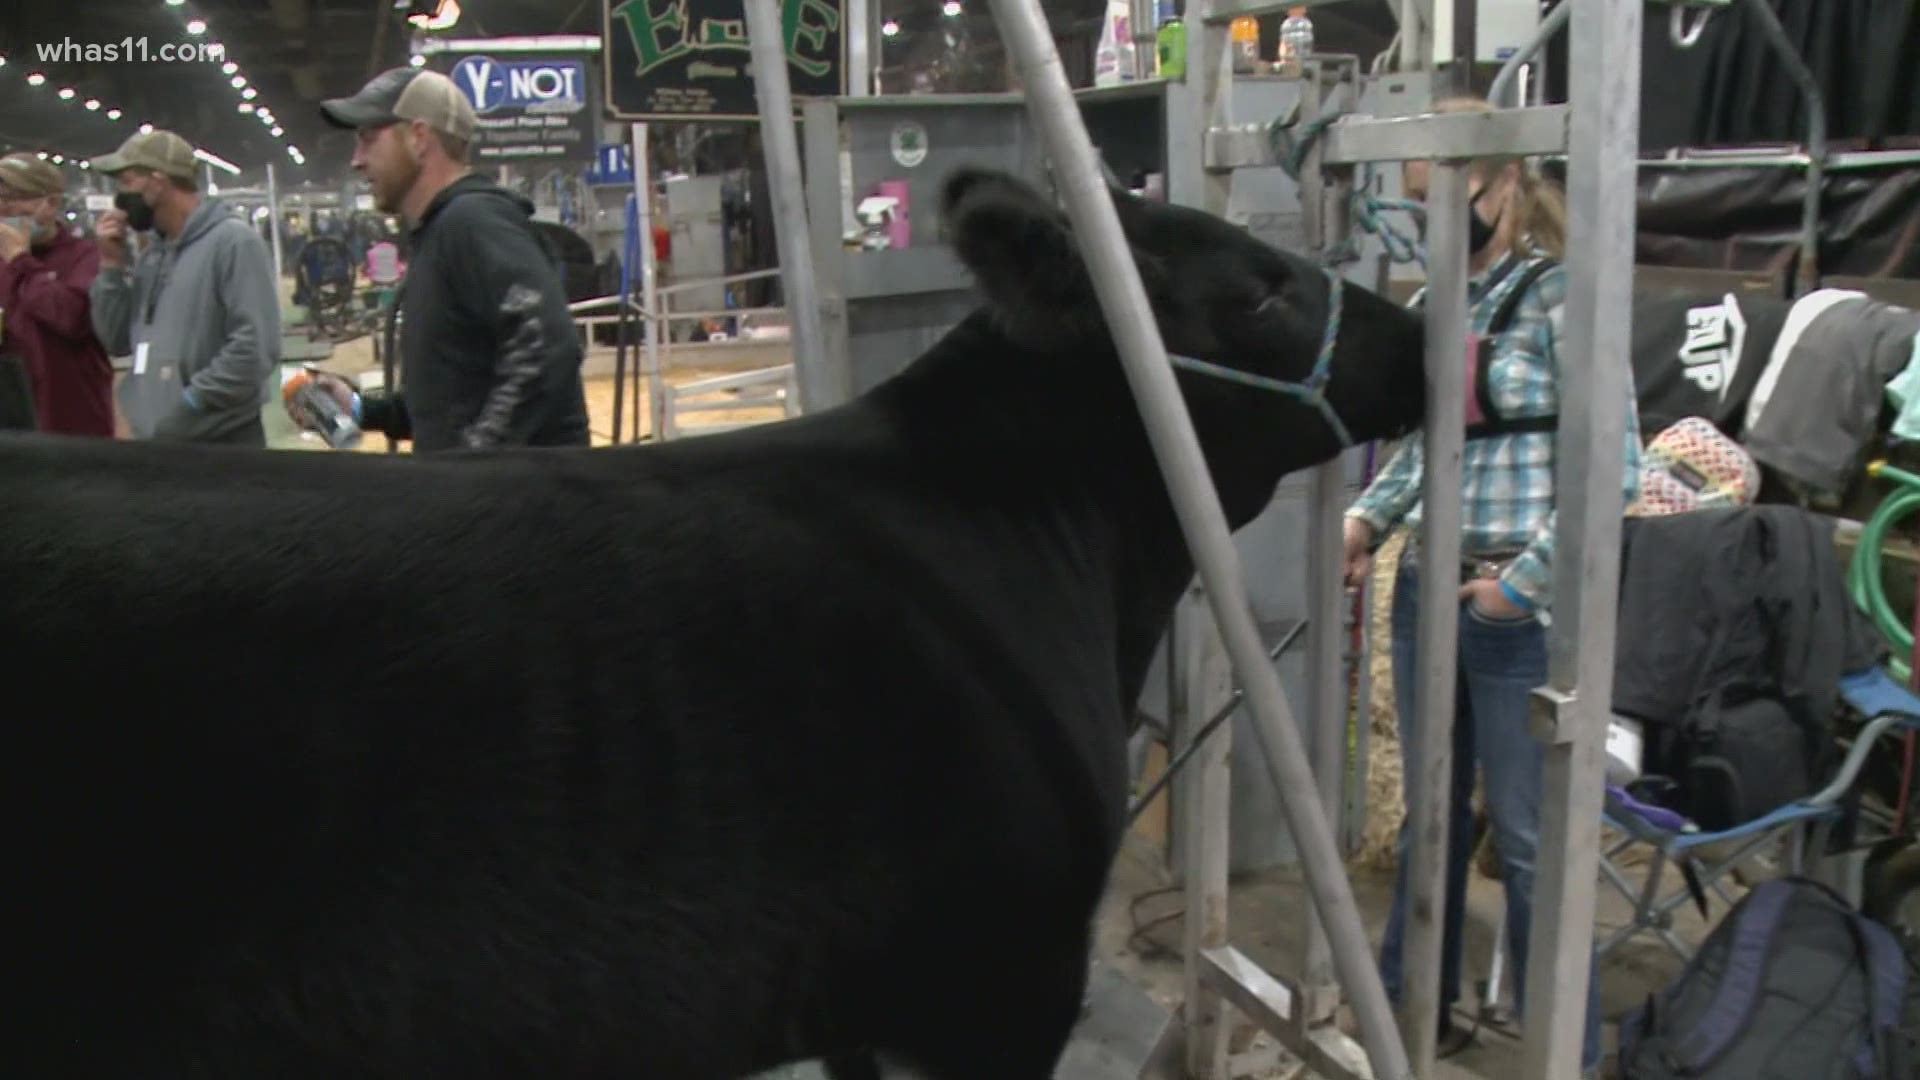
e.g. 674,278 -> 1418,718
1434,96 -> 1568,259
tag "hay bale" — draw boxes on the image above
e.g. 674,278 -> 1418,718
1357,532 -> 1408,870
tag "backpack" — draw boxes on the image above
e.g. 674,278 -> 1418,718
1619,878 -> 1915,1080
1650,678 -> 1832,832
1628,416 -> 1763,518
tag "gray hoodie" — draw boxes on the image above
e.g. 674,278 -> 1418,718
91,197 -> 280,443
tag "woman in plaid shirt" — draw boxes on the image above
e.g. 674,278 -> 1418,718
1341,98 -> 1642,1075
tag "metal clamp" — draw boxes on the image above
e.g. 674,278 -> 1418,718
1528,684 -> 1579,745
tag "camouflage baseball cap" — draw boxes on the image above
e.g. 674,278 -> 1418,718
89,130 -> 199,182
0,153 -> 65,197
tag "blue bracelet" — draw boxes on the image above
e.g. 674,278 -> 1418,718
350,390 -> 362,423
1498,580 -> 1535,612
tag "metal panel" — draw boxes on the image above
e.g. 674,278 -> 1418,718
1520,0 -> 1642,1074
1208,104 -> 1570,171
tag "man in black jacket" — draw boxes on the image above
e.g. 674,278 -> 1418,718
291,68 -> 590,452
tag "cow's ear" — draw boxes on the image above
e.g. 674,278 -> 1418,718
943,167 -> 1164,346
943,168 -> 1081,308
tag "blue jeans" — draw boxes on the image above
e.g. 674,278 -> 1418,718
1376,562 -> 1602,1072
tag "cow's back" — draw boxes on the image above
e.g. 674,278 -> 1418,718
3,428 -> 1130,1077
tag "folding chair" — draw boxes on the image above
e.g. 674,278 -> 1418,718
1474,666 -> 1920,1017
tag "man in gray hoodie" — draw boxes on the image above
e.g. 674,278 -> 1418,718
90,130 -> 280,446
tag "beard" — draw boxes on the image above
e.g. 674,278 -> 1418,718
372,152 -> 423,214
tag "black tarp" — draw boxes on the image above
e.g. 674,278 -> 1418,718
1633,164 -> 1920,283
1544,0 -> 1920,152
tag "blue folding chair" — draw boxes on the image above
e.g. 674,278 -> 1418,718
1476,667 -> 1920,1017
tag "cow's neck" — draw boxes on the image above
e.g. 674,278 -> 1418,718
872,313 -> 1309,707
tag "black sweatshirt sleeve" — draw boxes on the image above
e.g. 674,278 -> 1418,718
443,199 -> 585,449
357,387 -> 412,440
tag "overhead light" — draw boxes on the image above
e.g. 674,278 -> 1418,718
409,54 -> 426,68
881,20 -> 900,36
943,1 -> 961,15
139,122 -> 155,134
35,152 -> 47,160
26,72 -> 45,86
186,18 -> 207,34
106,108 -> 122,120
231,76 -> 246,89
57,87 -> 76,100
193,148 -> 241,176
0,55 -> 7,68
271,126 -> 284,137
221,61 -> 237,75
238,103 -> 254,113
77,162 -> 88,170
166,0 -> 185,6
50,154 -> 63,164
242,87 -> 257,100
84,99 -> 100,110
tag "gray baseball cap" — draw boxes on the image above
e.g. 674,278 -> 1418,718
320,68 -> 476,143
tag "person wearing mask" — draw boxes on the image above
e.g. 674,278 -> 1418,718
89,130 -> 281,446
0,153 -> 114,437
1342,97 -> 1641,1078
289,67 -> 589,452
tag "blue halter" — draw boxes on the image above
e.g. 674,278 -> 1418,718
1168,266 -> 1353,448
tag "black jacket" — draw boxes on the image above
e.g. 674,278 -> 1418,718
361,175 -> 590,453
1613,506 -> 1884,729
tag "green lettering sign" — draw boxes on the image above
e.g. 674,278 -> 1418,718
698,17 -> 750,49
611,0 -> 692,77
781,0 -> 841,78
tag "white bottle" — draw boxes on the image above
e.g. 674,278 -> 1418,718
1094,0 -> 1129,86
1278,6 -> 1315,78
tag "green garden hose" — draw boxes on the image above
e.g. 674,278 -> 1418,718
1848,460 -> 1920,683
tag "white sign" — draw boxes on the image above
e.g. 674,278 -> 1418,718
890,122 -> 929,169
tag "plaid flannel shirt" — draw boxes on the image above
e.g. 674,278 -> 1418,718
1346,252 -> 1643,611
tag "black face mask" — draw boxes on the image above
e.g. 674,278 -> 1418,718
115,189 -> 156,233
1417,184 -> 1502,255
1467,184 -> 1502,256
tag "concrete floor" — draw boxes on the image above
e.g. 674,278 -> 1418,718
753,825 -> 1732,1080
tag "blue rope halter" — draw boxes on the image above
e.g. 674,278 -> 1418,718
1168,266 -> 1354,448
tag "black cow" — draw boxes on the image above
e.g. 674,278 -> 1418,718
8,168 -> 1422,1079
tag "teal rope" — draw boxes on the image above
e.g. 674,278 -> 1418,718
1170,266 -> 1353,447
1267,106 -> 1427,270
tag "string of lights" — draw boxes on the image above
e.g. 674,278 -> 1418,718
157,0 -> 305,167
0,43 -> 250,174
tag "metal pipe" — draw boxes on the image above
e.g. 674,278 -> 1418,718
1735,0 -> 1826,290
631,123 -> 664,442
1519,0 -> 1640,1074
984,0 -> 1413,1076
1124,619 -> 1308,826
1401,159 -> 1470,1080
265,163 -> 285,289
1489,0 -> 1572,109
1301,59 -> 1357,1016
743,0 -> 833,415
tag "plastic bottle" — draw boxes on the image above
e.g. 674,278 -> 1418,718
283,370 -> 363,450
1155,0 -> 1186,79
1093,0 -> 1129,86
1230,15 -> 1259,74
1278,6 -> 1314,78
